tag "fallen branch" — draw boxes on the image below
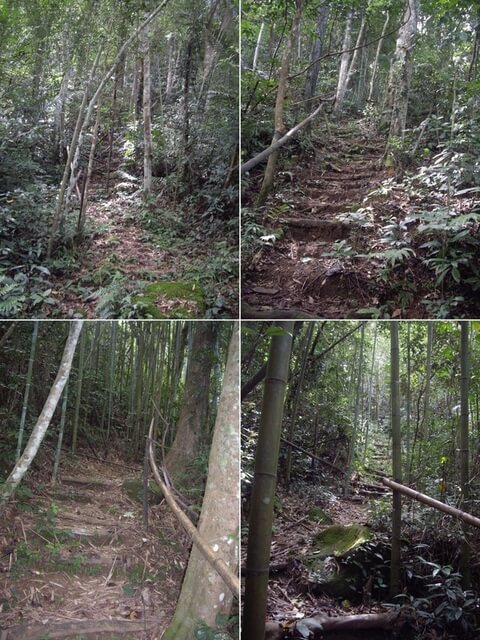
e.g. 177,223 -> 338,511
147,421 -> 239,596
265,610 -> 410,640
241,102 -> 327,174
381,477 -> 480,528
280,437 -> 345,475
1,617 -> 165,640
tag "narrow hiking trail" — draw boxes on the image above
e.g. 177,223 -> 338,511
0,455 -> 189,640
243,120 -> 431,319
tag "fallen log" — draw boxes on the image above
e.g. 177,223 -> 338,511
380,477 -> 480,529
265,609 -> 410,640
1,617 -> 165,640
281,437 -> 345,475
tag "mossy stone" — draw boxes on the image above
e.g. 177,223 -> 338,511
135,281 -> 205,318
307,506 -> 333,524
313,524 -> 371,558
122,479 -> 163,505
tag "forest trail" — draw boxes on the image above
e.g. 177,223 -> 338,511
0,455 -> 188,640
243,121 -> 393,319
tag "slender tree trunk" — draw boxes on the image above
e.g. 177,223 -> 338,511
143,22 -> 153,198
77,100 -> 101,234
344,323 -> 365,495
243,322 -> 294,640
363,324 -> 377,461
72,327 -> 86,454
460,321 -> 471,587
252,21 -> 265,71
368,10 -> 390,102
16,321 -> 39,462
390,322 -> 402,597
52,378 -> 69,482
257,0 -> 303,206
162,324 -> 239,640
333,11 -> 354,115
0,321 -> 83,509
345,15 -> 367,94
406,323 -> 411,482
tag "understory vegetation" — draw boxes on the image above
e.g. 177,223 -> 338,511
241,0 -> 480,318
0,0 -> 238,318
242,321 -> 480,639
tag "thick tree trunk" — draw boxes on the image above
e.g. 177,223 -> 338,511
303,4 -> 329,111
385,0 -> 419,141
243,322 -> 294,640
257,0 -> 303,206
165,322 -> 217,483
0,321 -> 83,509
161,324 -> 240,640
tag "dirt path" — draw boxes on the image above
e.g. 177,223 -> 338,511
0,456 -> 189,639
243,122 -> 390,318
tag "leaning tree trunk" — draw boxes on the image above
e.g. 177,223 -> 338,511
257,0 -> 303,206
162,323 -> 240,640
390,321 -> 402,597
165,322 -> 217,484
243,322 -> 294,640
0,321 -> 83,509
384,0 -> 418,142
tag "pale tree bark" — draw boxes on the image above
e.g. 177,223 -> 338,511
344,323 -> 365,495
165,322 -> 217,484
0,321 -> 83,510
390,322 -> 402,597
257,0 -> 303,206
303,4 -> 329,115
345,15 -> 367,94
143,22 -> 153,198
367,10 -> 390,102
252,21 -> 265,71
333,11 -> 354,115
243,322 -> 294,640
459,321 -> 471,588
165,34 -> 177,101
77,101 -> 101,235
385,0 -> 419,141
16,321 -> 39,462
162,323 -> 239,640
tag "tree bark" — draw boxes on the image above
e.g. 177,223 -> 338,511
367,10 -> 390,102
243,322 -> 294,640
460,321 -> 471,587
0,321 -> 83,509
143,21 -> 153,198
390,322 -> 402,596
303,4 -> 329,112
16,321 -> 39,461
165,322 -> 217,483
333,12 -> 354,115
257,0 -> 303,206
161,323 -> 240,640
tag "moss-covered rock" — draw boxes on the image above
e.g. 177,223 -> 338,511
307,506 -> 333,524
134,281 -> 205,318
313,524 -> 371,558
122,479 -> 163,505
306,525 -> 372,600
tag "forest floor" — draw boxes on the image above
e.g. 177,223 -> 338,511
0,453 -> 189,640
242,118 -> 480,319
242,470 -> 479,640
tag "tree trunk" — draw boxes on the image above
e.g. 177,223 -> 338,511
333,12 -> 354,115
143,22 -> 153,198
390,322 -> 402,596
385,0 -> 419,141
161,324 -> 240,640
252,21 -> 265,71
367,10 -> 390,102
77,100 -> 101,235
16,321 -> 39,461
460,321 -> 471,587
303,4 -> 329,112
243,322 -> 294,640
345,15 -> 367,94
257,0 -> 303,206
0,321 -> 83,509
165,322 -> 217,483
344,323 -> 365,495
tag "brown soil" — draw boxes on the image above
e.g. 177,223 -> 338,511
0,455 -> 189,639
241,121 -> 478,319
